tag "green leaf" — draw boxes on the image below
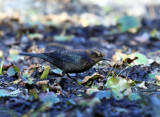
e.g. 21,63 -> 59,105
150,29 -> 160,40
40,92 -> 59,105
105,77 -> 130,100
131,52 -> 148,65
7,66 -> 20,76
40,66 -> 50,79
105,77 -> 129,91
0,61 -> 3,75
29,89 -> 38,100
128,93 -> 141,101
117,16 -> 140,32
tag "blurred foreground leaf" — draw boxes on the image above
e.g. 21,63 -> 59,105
0,89 -> 19,97
148,72 -> 160,79
95,90 -> 111,99
150,29 -> 160,40
117,16 -> 140,32
105,77 -> 131,100
54,35 -> 74,41
0,50 -> 3,58
128,93 -> 141,101
0,61 -> 3,75
7,66 -> 20,76
0,89 -> 10,97
40,92 -> 59,105
28,33 -> 43,40
9,49 -> 21,62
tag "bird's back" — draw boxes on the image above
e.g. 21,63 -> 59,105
43,49 -> 95,73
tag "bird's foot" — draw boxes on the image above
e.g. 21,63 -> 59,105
66,73 -> 77,82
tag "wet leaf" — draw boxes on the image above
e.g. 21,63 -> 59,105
39,92 -> 59,104
128,93 -> 141,101
148,73 -> 160,79
117,16 -> 140,32
86,86 -> 99,95
40,66 -> 50,79
9,49 -> 21,62
54,35 -> 74,41
131,52 -> 148,65
0,89 -> 19,97
95,90 -> 111,99
0,89 -> 10,97
9,54 -> 21,62
7,66 -> 20,76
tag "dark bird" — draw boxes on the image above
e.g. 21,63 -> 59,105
20,49 -> 107,77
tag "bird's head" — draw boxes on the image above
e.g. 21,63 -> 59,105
87,49 -> 106,62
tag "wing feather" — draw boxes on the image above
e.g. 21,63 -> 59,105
43,50 -> 87,64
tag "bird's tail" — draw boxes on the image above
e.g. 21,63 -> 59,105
19,52 -> 51,62
19,52 -> 43,58
20,52 -> 57,66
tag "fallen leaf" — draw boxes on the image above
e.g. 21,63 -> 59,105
81,72 -> 104,85
40,66 -> 50,79
7,66 -> 20,76
39,92 -> 59,104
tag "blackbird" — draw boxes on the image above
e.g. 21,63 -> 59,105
20,49 -> 107,76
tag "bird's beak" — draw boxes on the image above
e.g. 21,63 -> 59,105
101,56 -> 110,61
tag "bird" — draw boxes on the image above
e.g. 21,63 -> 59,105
20,49 -> 107,77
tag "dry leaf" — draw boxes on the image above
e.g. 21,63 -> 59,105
81,72 -> 104,84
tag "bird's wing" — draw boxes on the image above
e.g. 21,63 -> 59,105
43,51 -> 85,64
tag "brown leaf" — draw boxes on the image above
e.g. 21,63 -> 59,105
155,75 -> 160,81
81,72 -> 104,85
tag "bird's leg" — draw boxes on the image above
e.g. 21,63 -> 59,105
66,73 -> 72,79
62,71 -> 71,78
62,71 -> 78,85
76,73 -> 83,78
62,71 -> 77,82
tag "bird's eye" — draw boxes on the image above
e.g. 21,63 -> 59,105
91,51 -> 102,58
